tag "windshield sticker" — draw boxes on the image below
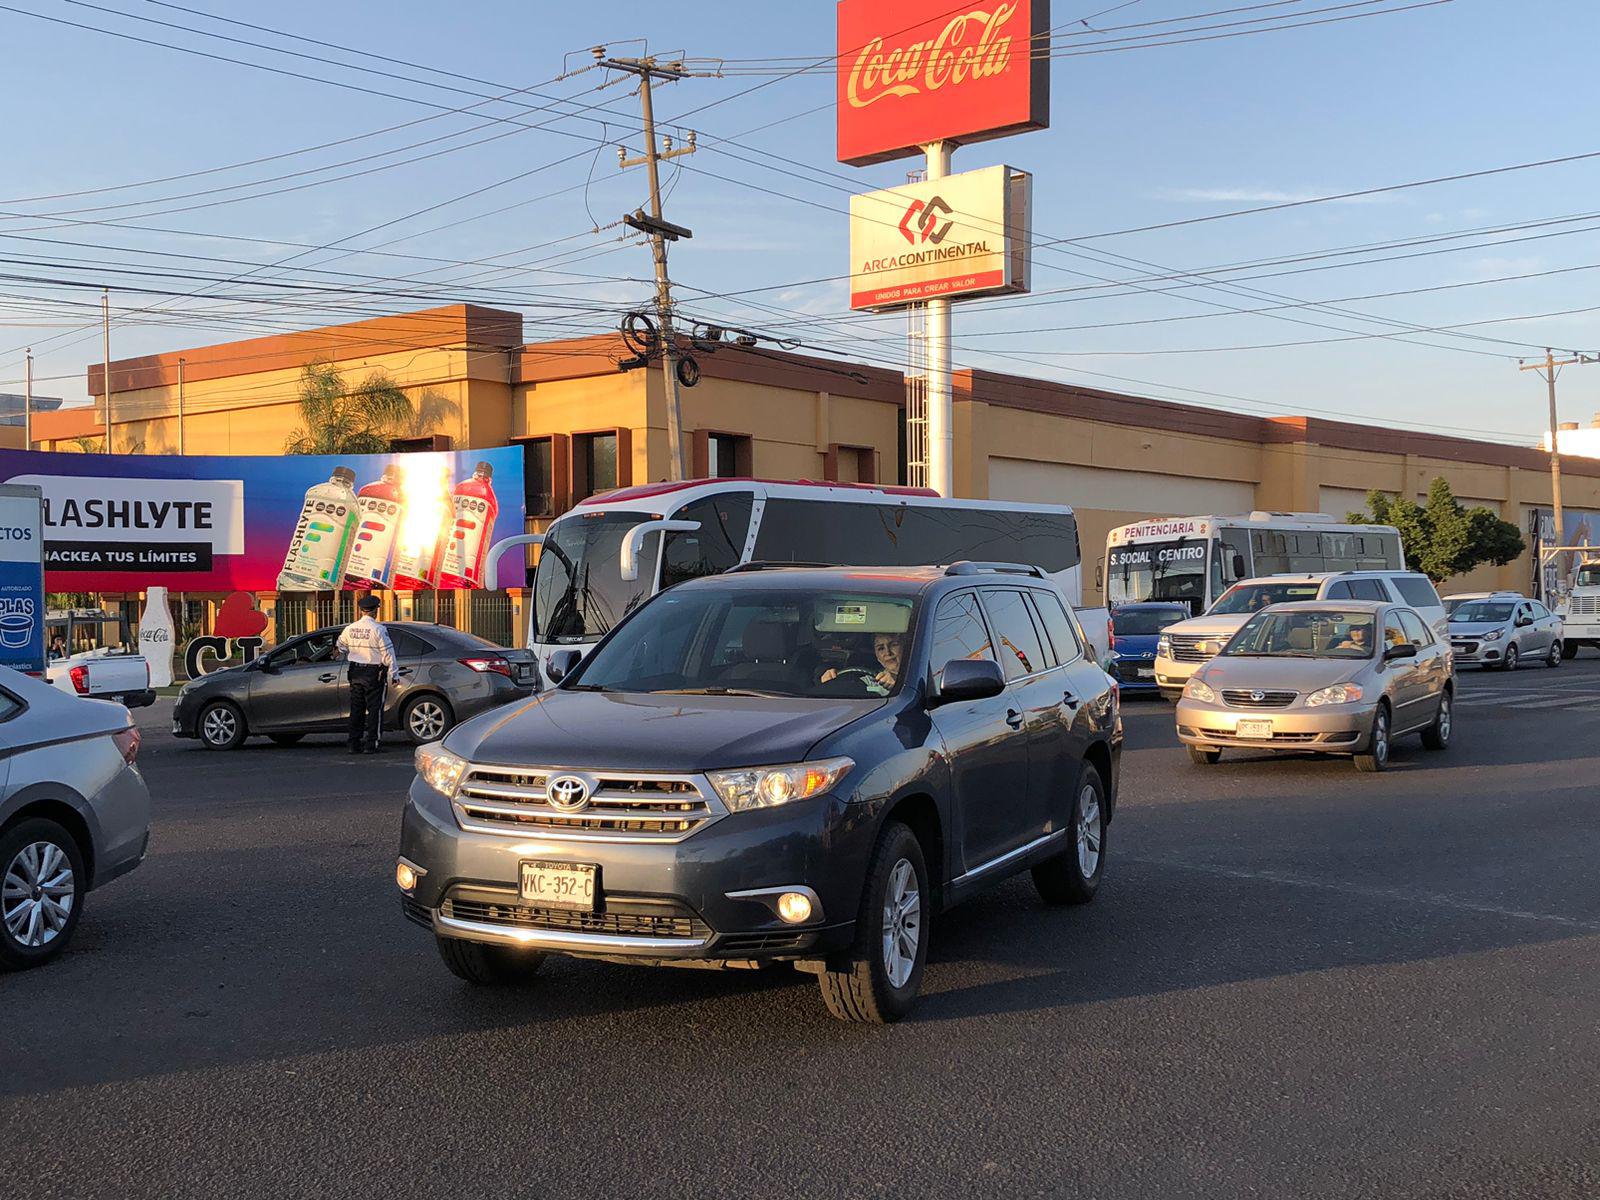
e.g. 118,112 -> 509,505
835,604 -> 867,625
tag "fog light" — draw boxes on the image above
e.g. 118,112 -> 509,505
776,892 -> 813,923
396,861 -> 419,893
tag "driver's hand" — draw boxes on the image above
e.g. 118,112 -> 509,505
875,669 -> 895,687
820,668 -> 840,683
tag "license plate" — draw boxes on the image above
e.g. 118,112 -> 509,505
1236,718 -> 1273,740
514,664 -> 533,683
1136,666 -> 1154,678
519,860 -> 597,910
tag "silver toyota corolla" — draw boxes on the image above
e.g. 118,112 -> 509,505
0,667 -> 150,970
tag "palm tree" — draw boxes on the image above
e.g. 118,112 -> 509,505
283,362 -> 416,455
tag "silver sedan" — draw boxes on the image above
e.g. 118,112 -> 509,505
1447,596 -> 1564,670
0,668 -> 150,970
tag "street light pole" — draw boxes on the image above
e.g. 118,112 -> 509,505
101,288 -> 112,453
23,347 -> 32,451
177,356 -> 186,456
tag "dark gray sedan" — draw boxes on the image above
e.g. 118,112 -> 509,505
173,622 -> 535,750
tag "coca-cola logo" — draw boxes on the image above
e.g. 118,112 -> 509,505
846,4 -> 1018,110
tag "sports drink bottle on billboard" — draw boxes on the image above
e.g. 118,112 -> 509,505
277,466 -> 360,591
343,464 -> 404,590
436,461 -> 499,589
390,459 -> 454,591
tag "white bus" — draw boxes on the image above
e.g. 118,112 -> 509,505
509,479 -> 1092,683
1103,511 -> 1405,617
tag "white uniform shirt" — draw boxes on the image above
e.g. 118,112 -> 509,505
337,614 -> 397,671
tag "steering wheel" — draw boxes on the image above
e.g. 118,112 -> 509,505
816,667 -> 882,696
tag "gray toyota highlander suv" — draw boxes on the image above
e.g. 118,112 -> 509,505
397,563 -> 1123,1023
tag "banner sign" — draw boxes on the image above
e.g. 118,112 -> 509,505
0,447 -> 526,593
836,0 -> 1050,166
0,484 -> 46,674
849,165 -> 1031,310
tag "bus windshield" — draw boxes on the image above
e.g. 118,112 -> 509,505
1106,538 -> 1209,609
533,511 -> 657,644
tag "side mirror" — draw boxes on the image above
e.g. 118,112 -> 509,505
546,649 -> 582,683
1383,642 -> 1417,662
258,658 -> 279,674
1231,552 -> 1247,580
1514,614 -> 1533,627
930,658 -> 1005,706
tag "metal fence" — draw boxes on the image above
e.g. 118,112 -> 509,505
276,595 -> 307,640
468,590 -> 515,646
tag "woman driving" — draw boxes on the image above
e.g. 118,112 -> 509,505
820,632 -> 906,696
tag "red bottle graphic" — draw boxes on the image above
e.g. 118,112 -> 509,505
390,460 -> 454,591
343,465 -> 404,590
437,462 -> 499,589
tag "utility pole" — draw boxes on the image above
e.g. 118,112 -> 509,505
923,140 -> 954,497
1520,347 -> 1597,549
101,288 -> 112,453
23,348 -> 32,451
600,49 -> 700,481
177,357 -> 186,456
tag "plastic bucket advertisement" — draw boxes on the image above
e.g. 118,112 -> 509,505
0,484 -> 46,673
0,447 -> 526,593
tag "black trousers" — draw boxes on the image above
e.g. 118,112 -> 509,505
348,663 -> 388,750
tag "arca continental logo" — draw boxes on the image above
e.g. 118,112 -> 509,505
898,196 -> 954,245
846,4 -> 1019,109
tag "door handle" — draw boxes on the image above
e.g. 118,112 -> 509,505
1005,709 -> 1024,729
318,672 -> 338,683
1062,691 -> 1079,709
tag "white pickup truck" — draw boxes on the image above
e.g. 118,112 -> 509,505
47,649 -> 155,708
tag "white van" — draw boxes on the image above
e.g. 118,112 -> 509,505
1152,570 -> 1448,699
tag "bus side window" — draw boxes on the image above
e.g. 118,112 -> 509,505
661,494 -> 754,588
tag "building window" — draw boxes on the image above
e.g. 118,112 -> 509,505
391,434 -> 452,453
526,437 -> 554,517
575,432 -> 618,499
708,433 -> 747,478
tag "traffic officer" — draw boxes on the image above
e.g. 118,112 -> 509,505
337,594 -> 397,754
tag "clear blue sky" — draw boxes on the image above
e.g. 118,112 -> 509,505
3,0 -> 1598,448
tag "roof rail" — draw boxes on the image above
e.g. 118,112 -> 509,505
726,560 -> 836,573
944,561 -> 1048,579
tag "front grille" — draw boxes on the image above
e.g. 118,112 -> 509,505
716,932 -> 813,954
400,896 -> 431,928
1112,660 -> 1153,683
1198,726 -> 1321,744
1166,633 -> 1218,663
1569,595 -> 1600,617
454,765 -> 719,841
1451,640 -> 1480,655
443,897 -> 711,940
1220,689 -> 1296,708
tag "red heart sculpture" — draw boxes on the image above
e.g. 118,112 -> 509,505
215,591 -> 269,639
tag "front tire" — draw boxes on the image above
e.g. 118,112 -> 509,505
1421,688 -> 1452,751
817,821 -> 928,1024
435,935 -> 546,985
1562,640 -> 1579,660
1032,764 -> 1107,905
1355,703 -> 1391,772
403,694 -> 454,744
1187,746 -> 1222,765
1499,643 -> 1520,672
0,818 -> 86,971
198,700 -> 246,750
1546,640 -> 1563,668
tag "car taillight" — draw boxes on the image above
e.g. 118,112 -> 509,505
1107,618 -> 1117,654
112,725 -> 140,764
69,664 -> 89,694
459,656 -> 512,677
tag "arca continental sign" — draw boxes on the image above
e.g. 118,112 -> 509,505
836,0 -> 1050,167
849,166 -> 1032,311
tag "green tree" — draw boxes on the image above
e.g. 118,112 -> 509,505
1347,476 -> 1525,583
283,362 -> 415,455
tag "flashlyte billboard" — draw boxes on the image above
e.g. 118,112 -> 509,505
0,447 -> 526,593
849,165 -> 1032,310
836,0 -> 1051,166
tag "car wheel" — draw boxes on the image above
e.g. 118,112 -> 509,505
268,733 -> 305,746
403,694 -> 454,744
817,820 -> 928,1024
1032,763 -> 1107,905
198,700 -> 246,751
1187,746 -> 1222,765
1421,688 -> 1452,751
1562,640 -> 1579,660
0,818 -> 86,971
1355,703 -> 1391,773
1499,643 -> 1519,672
435,935 -> 546,985
1546,640 -> 1563,668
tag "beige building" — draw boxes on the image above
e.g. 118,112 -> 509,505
32,303 -> 1599,622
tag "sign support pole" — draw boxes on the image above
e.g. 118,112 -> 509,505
923,140 -> 954,498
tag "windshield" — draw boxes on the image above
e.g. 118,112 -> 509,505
1113,608 -> 1189,636
1224,609 -> 1376,659
1106,538 -> 1209,610
1208,582 -> 1321,615
570,586 -> 917,699
1577,564 -> 1600,587
533,511 -> 656,644
1451,601 -> 1514,623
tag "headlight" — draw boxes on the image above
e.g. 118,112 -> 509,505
708,756 -> 854,812
1156,636 -> 1172,657
415,744 -> 467,797
1482,628 -> 1504,642
1182,678 -> 1216,703
1306,683 -> 1365,706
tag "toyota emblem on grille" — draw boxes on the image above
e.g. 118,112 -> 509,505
547,774 -> 591,812
1250,689 -> 1265,702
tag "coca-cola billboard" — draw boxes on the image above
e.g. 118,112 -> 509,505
836,0 -> 1050,167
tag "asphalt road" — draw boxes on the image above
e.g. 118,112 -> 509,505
4,661 -> 1599,1199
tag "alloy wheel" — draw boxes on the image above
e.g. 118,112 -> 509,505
2,841 -> 75,949
1436,694 -> 1452,744
408,700 -> 447,741
880,857 -> 921,989
1076,782 -> 1103,878
202,706 -> 237,746
1503,644 -> 1519,671
1373,710 -> 1390,765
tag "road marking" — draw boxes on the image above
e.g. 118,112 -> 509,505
1129,857 -> 1600,932
1456,689 -> 1600,709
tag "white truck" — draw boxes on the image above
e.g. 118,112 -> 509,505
45,609 -> 155,708
1555,556 -> 1600,659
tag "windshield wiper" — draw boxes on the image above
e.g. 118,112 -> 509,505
657,686 -> 787,698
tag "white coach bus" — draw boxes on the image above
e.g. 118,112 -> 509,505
507,479 -> 1094,684
1103,511 -> 1405,617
